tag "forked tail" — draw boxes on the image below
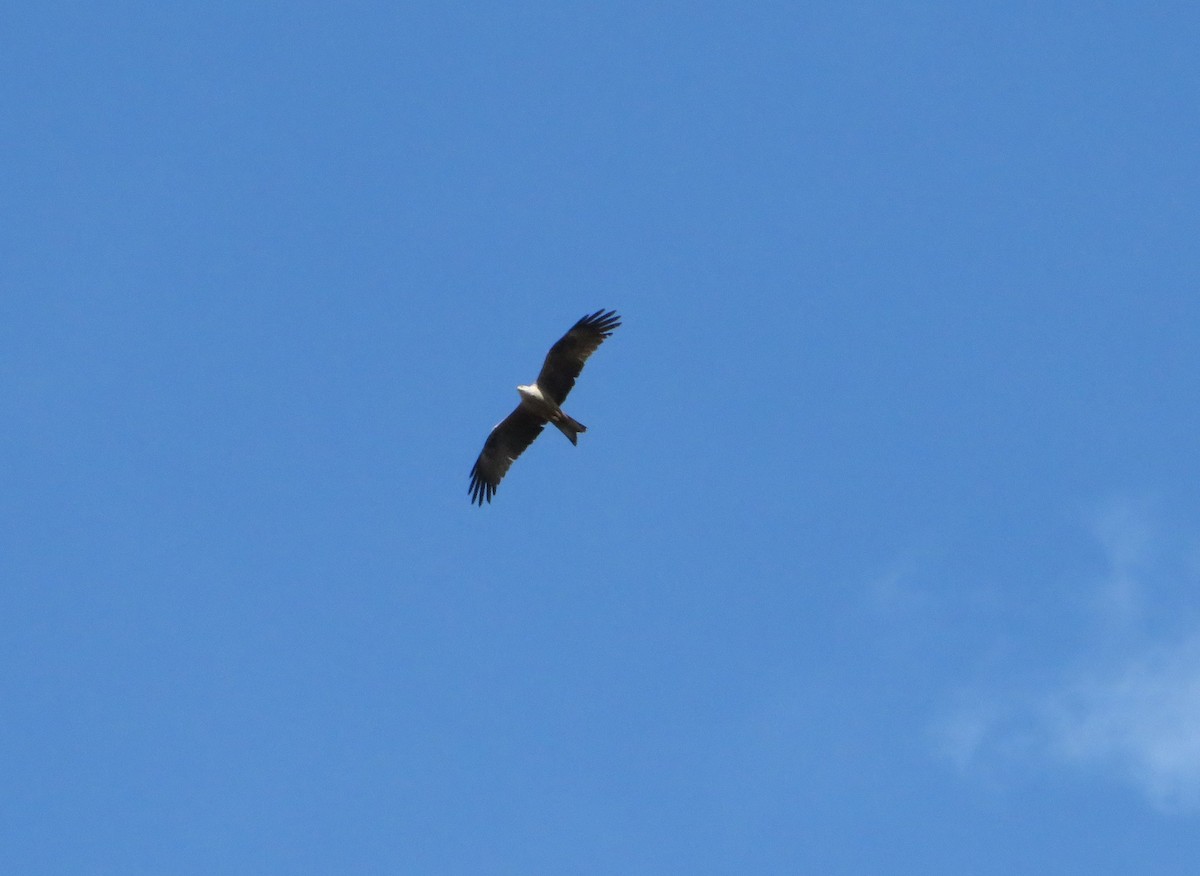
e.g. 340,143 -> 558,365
552,413 -> 587,445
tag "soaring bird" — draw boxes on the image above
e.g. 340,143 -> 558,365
469,309 -> 621,505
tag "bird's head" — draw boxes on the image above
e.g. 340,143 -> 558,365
516,383 -> 541,404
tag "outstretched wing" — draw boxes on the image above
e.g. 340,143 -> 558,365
535,309 -> 621,405
469,406 -> 547,505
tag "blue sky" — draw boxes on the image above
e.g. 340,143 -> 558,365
4,2 -> 1200,872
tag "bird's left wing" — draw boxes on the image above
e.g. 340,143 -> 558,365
534,309 -> 621,405
469,406 -> 547,505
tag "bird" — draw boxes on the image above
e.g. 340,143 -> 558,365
469,309 -> 621,505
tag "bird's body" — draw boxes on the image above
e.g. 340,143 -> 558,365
516,383 -> 585,445
469,309 -> 621,505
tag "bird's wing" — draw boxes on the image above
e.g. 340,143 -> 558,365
469,406 -> 547,505
534,309 -> 621,405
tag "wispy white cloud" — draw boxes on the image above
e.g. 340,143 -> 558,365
1089,499 -> 1156,630
937,501 -> 1200,813
1044,633 -> 1200,812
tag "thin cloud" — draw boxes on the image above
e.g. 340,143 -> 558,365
1089,499 -> 1157,631
938,502 -> 1200,813
1044,633 -> 1200,812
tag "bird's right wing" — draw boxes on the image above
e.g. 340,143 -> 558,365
469,406 -> 546,505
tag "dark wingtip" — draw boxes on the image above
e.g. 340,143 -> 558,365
580,308 -> 621,335
468,469 -> 494,506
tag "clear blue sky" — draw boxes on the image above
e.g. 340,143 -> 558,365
4,3 -> 1200,873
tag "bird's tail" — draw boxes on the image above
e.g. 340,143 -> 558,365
552,412 -> 586,446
